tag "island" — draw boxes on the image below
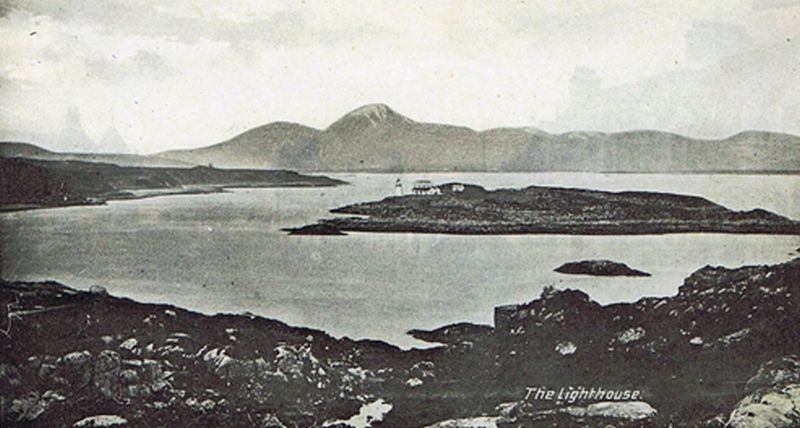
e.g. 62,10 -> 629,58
287,183 -> 800,235
554,260 -> 651,277
3,258 -> 800,426
0,156 -> 345,211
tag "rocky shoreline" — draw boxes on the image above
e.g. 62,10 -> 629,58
288,183 -> 800,236
2,258 -> 800,427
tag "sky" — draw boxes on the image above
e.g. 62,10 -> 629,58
0,0 -> 798,153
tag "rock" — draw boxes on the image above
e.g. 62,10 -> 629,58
261,413 -> 287,428
119,338 -> 138,351
73,414 -> 128,427
726,385 -> 800,427
584,401 -> 658,420
726,356 -> 800,427
63,350 -> 92,366
200,399 -> 216,412
555,341 -> 577,355
93,350 -> 122,398
10,392 -> 49,421
60,351 -> 93,386
406,377 -> 423,387
323,399 -> 393,428
425,416 -> 501,428
554,260 -> 651,277
614,327 -> 647,345
88,285 -> 108,295
745,356 -> 800,394
119,369 -> 139,384
410,361 -> 436,379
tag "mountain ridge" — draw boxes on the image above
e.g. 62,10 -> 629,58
5,103 -> 800,173
155,103 -> 800,173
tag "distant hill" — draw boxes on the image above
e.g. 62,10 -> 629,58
0,142 -> 187,168
154,104 -> 800,173
158,122 -> 320,170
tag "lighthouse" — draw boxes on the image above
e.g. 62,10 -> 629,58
395,178 -> 403,196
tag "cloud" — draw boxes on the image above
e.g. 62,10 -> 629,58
0,0 -> 798,153
752,0 -> 800,10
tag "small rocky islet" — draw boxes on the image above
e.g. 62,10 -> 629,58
554,260 -> 651,277
3,258 -> 800,427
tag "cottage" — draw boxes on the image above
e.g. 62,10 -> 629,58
411,180 -> 441,195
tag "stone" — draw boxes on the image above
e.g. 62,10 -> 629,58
555,341 -> 577,355
261,414 -> 287,428
93,350 -> 122,398
406,377 -> 423,387
119,338 -> 138,351
73,415 -> 128,427
584,401 -> 658,420
88,285 -> 108,296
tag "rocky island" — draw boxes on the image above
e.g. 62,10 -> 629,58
2,258 -> 800,427
0,156 -> 345,211
554,260 -> 651,277
288,183 -> 800,236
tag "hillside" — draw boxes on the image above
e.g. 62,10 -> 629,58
154,103 -> 800,173
157,122 -> 321,170
0,157 -> 344,210
3,258 -> 800,426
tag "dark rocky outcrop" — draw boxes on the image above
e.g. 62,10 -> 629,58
2,258 -> 799,426
554,260 -> 651,277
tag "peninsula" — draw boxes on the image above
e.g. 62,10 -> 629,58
0,156 -> 345,211
288,183 -> 800,235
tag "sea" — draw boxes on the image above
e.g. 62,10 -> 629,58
2,172 -> 798,348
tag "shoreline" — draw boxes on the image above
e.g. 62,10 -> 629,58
0,182 -> 345,213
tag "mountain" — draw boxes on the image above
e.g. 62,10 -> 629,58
6,104 -> 799,173
317,104 -> 485,172
0,141 -> 187,167
158,122 -> 321,170
154,103 -> 800,173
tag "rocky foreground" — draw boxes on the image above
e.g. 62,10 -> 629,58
2,258 -> 800,427
288,183 -> 800,235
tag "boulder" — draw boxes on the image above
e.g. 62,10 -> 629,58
726,356 -> 800,427
585,401 -> 658,420
73,415 -> 128,427
93,350 -> 122,398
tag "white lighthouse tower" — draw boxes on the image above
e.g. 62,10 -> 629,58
395,178 -> 403,196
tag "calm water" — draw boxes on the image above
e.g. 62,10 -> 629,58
2,173 -> 799,348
